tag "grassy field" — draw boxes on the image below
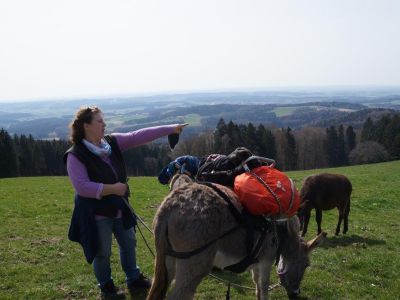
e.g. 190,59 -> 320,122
1,161 -> 400,299
183,113 -> 202,126
271,107 -> 298,117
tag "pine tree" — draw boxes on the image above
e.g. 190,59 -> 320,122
256,124 -> 276,158
227,121 -> 242,152
244,122 -> 257,153
373,115 -> 391,144
285,127 -> 297,170
264,128 -> 276,159
337,125 -> 347,165
0,129 -> 18,177
325,126 -> 339,167
345,125 -> 356,152
392,134 -> 400,160
17,134 -> 34,176
361,117 -> 374,142
214,118 -> 228,153
13,134 -> 20,175
382,114 -> 400,159
32,141 -> 46,175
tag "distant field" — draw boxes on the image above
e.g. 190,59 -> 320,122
272,106 -> 298,117
183,113 -> 202,126
1,161 -> 400,299
106,113 -> 148,129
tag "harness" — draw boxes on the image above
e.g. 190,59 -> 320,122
165,181 -> 284,273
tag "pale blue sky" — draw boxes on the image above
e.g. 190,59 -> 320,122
0,0 -> 399,102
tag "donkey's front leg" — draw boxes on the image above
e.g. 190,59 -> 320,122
251,261 -> 272,300
315,208 -> 323,235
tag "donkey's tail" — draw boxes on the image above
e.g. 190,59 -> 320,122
147,213 -> 169,300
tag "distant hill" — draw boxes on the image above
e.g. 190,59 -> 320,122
314,108 -> 398,128
0,89 -> 399,139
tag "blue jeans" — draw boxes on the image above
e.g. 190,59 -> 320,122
93,218 -> 140,288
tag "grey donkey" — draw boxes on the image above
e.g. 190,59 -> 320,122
147,174 -> 326,300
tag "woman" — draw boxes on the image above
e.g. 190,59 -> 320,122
64,106 -> 187,299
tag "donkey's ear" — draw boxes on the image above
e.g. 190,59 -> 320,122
307,232 -> 327,251
169,173 -> 192,190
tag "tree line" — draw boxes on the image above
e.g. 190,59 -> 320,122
0,130 -> 170,178
173,114 -> 400,171
172,119 -> 356,170
0,113 -> 399,178
0,131 -> 70,178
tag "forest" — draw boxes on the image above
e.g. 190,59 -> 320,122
0,113 -> 399,178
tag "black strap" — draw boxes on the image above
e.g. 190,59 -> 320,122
166,225 -> 241,259
200,182 -> 244,224
275,223 -> 287,265
225,217 -> 270,273
226,283 -> 231,300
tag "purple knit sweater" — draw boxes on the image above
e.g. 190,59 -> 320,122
66,125 -> 177,199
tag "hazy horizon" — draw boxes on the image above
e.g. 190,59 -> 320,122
1,0 -> 399,102
0,84 -> 399,104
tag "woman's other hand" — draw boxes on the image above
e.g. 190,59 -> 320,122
113,182 -> 128,196
101,182 -> 128,197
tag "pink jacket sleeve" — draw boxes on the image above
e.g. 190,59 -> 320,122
112,124 -> 178,152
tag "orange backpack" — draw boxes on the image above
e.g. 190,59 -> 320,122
234,165 -> 300,217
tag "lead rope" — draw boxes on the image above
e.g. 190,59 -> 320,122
135,218 -> 155,259
226,283 -> 231,300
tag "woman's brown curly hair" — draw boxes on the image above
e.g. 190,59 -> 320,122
69,106 -> 102,143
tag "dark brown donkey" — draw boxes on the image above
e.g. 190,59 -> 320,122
298,173 -> 352,236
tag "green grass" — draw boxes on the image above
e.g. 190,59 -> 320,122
1,161 -> 400,299
272,107 -> 298,117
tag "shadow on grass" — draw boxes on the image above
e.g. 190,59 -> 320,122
127,288 -> 148,300
319,234 -> 386,249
